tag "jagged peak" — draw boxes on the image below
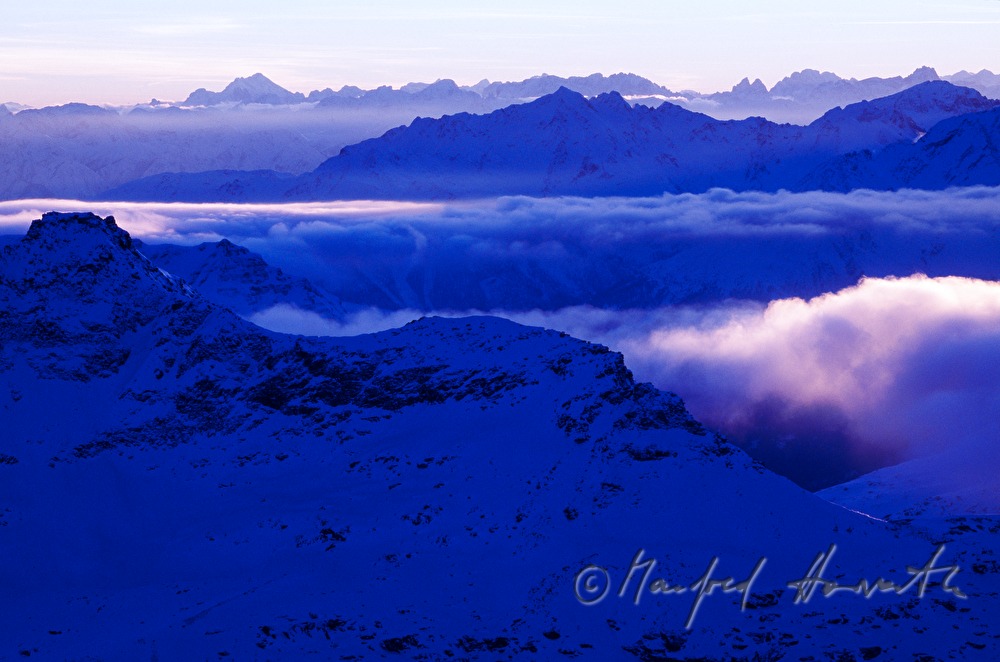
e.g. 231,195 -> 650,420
731,77 -> 769,94
590,90 -> 631,112
779,68 -> 841,83
909,65 -> 940,80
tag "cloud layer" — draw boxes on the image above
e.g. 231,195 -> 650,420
6,187 -> 1000,313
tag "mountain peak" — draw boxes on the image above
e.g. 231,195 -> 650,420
552,85 -> 581,97
731,77 -> 769,95
225,73 -> 285,93
24,211 -> 133,251
590,90 -> 630,112
212,237 -> 253,258
1,212 -> 200,382
10,211 -> 189,303
182,74 -> 305,106
909,65 -> 940,81
813,79 -> 999,133
518,86 -> 589,112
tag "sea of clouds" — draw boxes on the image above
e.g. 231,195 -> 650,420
3,188 -> 1000,489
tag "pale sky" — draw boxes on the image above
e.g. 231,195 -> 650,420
2,0 -> 1000,106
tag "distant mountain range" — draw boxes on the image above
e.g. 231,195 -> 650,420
173,72 -> 678,110
165,67 -> 1000,124
1,69 -> 999,201
690,66 -> 1000,123
101,80 -> 1000,202
169,68 -> 1000,124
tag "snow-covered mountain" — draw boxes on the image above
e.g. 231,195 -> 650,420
820,449 -> 1000,520
296,81 -> 998,200
181,73 -> 308,106
136,238 -> 347,320
805,106 -> 1000,191
806,80 -> 997,153
2,211 -> 997,658
101,81 -> 1000,202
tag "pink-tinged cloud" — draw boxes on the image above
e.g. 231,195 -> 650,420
617,275 -> 1000,487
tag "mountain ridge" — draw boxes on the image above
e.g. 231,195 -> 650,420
2,211 -> 998,658
3,69 -> 999,201
99,81 -> 1000,202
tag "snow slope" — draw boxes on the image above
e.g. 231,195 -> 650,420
820,448 -> 1000,520
805,107 -> 1000,192
1,212 -> 997,659
136,238 -> 347,320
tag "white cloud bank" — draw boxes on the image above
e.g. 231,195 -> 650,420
619,275 -> 1000,461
